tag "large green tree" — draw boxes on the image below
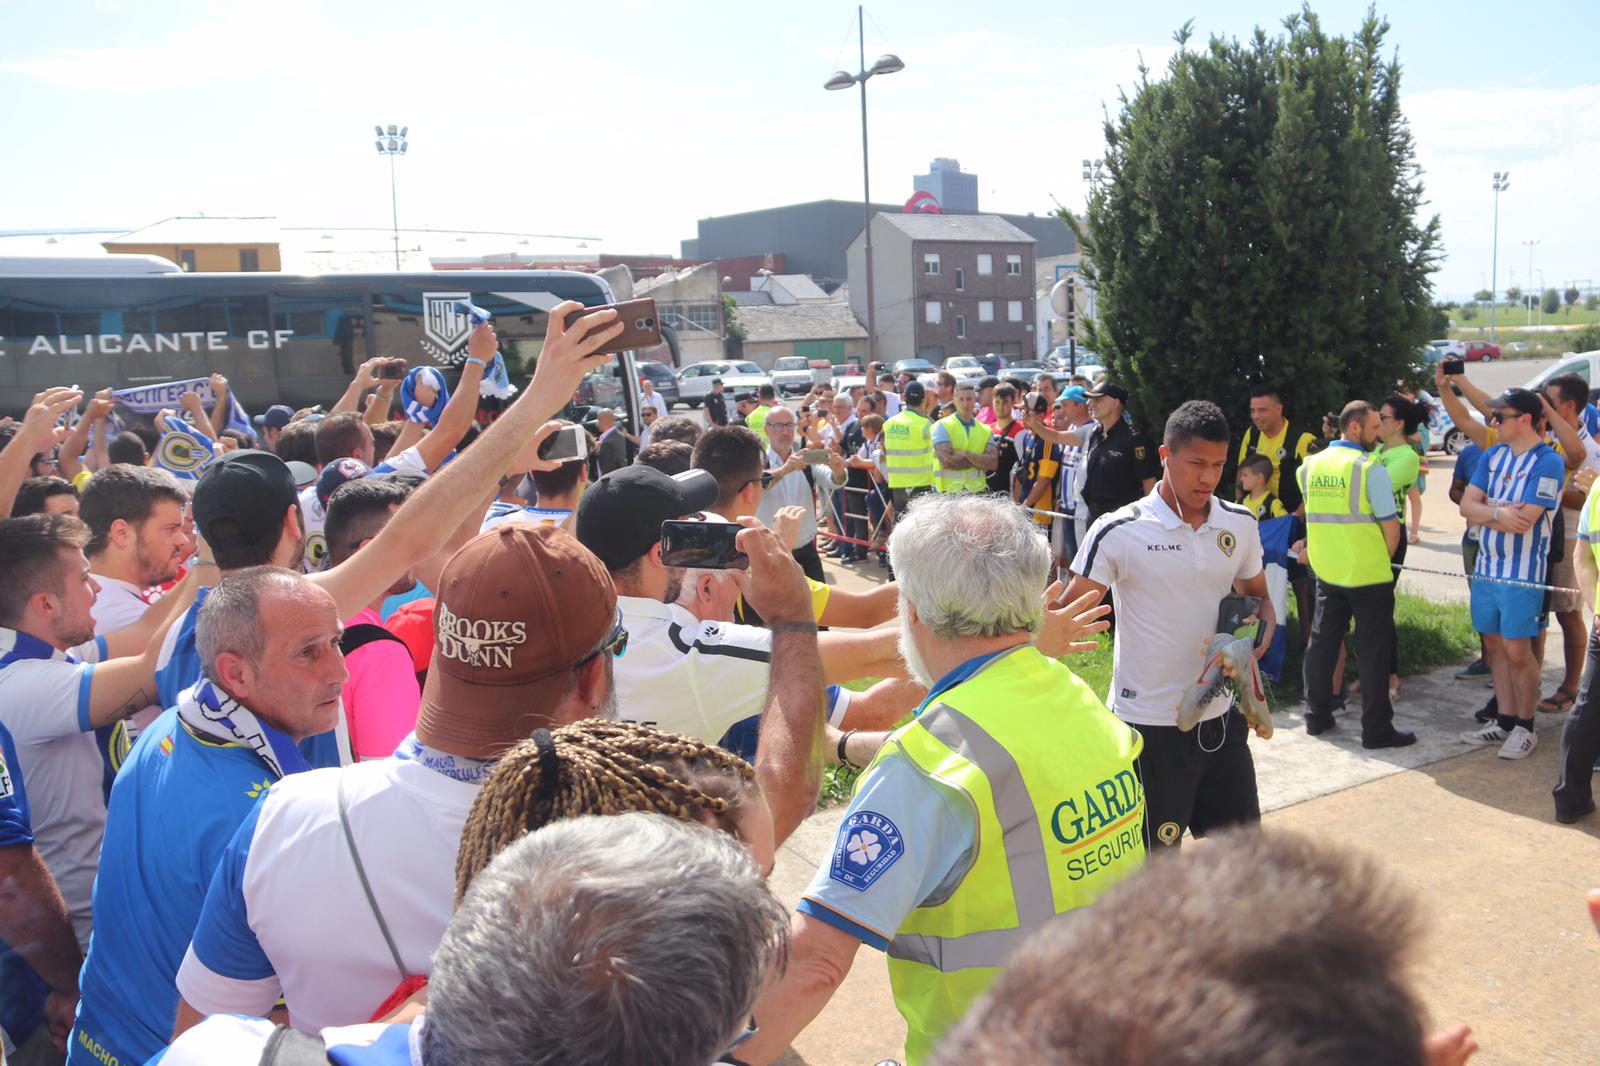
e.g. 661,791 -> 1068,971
1072,6 -> 1440,433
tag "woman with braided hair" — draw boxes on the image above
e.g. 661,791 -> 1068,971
455,718 -> 776,904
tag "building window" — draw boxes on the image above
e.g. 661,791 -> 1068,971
1006,254 -> 1022,275
978,301 -> 994,322
1008,300 -> 1023,322
661,302 -> 722,334
954,267 -> 964,290
925,300 -> 942,325
239,249 -> 259,272
977,254 -> 993,275
923,253 -> 941,275
955,315 -> 966,338
179,250 -> 196,272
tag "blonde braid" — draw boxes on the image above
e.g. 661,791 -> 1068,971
454,720 -> 759,904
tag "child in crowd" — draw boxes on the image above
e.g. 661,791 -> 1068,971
1238,453 -> 1289,521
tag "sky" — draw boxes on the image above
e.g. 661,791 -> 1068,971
1,0 -> 1595,301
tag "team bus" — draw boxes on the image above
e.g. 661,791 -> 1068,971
0,257 -> 642,425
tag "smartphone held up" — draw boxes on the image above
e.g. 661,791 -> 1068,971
561,298 -> 663,357
660,519 -> 747,570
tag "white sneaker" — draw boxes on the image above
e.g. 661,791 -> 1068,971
1497,725 -> 1538,760
1461,723 -> 1508,745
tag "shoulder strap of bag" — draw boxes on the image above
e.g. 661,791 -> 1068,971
337,771 -> 408,981
258,1024 -> 333,1066
339,623 -> 405,657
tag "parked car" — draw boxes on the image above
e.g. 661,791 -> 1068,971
942,355 -> 987,383
1419,391 -> 1470,456
637,360 -> 681,405
675,359 -> 772,406
1463,340 -> 1500,362
972,352 -> 1006,376
891,358 -> 939,386
1523,349 -> 1600,393
771,355 -> 817,396
1007,359 -> 1046,375
1429,339 -> 1467,358
832,373 -> 867,392
577,358 -> 681,409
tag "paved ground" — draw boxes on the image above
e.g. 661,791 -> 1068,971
765,443 -> 1600,1066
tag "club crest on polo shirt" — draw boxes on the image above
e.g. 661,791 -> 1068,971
436,602 -> 527,670
1217,530 -> 1237,557
829,810 -> 904,891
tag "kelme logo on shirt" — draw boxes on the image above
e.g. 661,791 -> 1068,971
436,603 -> 527,670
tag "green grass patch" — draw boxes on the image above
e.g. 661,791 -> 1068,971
816,590 -> 1476,806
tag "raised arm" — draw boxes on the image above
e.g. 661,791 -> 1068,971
0,388 -> 81,516
331,358 -> 384,415
86,570 -> 204,728
56,390 -> 113,482
1022,411 -> 1084,447
738,519 -> 827,847
178,391 -> 217,440
1540,393 -> 1585,471
410,341 -> 490,474
311,309 -> 622,618
1433,365 -> 1490,450
207,374 -> 231,433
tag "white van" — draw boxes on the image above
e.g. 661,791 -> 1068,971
1522,349 -> 1600,391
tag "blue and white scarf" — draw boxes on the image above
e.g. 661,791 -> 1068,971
400,367 -> 449,426
111,377 -> 252,436
154,420 -> 217,482
392,735 -> 495,785
480,351 -> 517,401
176,678 -> 312,780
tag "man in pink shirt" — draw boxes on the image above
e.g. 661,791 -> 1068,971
323,478 -> 423,759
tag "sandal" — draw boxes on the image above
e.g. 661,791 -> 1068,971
1538,688 -> 1577,714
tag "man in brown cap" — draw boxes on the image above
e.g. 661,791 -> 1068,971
173,524 -> 623,1037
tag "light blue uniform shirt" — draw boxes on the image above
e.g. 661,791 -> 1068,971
795,650 -> 1015,950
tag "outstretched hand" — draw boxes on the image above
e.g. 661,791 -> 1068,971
1035,580 -> 1111,658
529,303 -> 624,402
16,387 -> 82,454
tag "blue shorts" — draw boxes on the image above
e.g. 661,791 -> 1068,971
1470,580 -> 1544,640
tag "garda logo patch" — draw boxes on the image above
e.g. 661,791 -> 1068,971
1217,530 -> 1237,557
1536,476 -> 1560,502
829,810 -> 904,892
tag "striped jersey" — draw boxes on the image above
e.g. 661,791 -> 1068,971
1469,441 -> 1564,583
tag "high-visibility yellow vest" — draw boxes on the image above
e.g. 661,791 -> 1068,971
745,403 -> 771,446
864,646 -> 1145,1064
1298,445 -> 1392,587
1585,481 -> 1600,613
883,409 -> 935,490
934,414 -> 992,493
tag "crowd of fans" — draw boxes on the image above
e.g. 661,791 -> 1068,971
0,305 -> 1594,1066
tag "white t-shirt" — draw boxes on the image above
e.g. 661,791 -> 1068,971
175,744 -> 480,1033
641,391 -> 669,419
614,595 -> 776,743
154,1016 -> 419,1066
0,627 -> 107,948
756,448 -> 835,549
90,574 -> 154,634
1071,488 -> 1264,728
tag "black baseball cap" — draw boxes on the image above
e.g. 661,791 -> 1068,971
1086,381 -> 1130,403
575,465 -> 720,571
904,381 -> 927,406
316,457 -> 372,507
733,391 -> 755,404
1489,388 -> 1542,418
192,450 -> 299,551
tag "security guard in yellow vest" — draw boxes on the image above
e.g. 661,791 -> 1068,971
1298,400 -> 1412,747
883,381 -> 937,519
933,380 -> 997,493
744,383 -> 779,446
744,495 -> 1144,1066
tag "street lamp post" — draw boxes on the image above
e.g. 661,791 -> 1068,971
825,7 -> 903,367
1490,171 -> 1508,344
1522,239 -> 1540,327
374,124 -> 409,271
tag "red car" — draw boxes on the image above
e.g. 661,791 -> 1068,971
1464,341 -> 1500,362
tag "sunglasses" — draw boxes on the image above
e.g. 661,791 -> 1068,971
1489,410 -> 1527,425
578,608 -> 629,666
741,472 -> 775,492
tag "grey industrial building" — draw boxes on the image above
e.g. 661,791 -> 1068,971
682,199 -> 1074,286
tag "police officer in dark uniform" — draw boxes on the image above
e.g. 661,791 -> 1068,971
1080,382 -> 1160,523
704,377 -> 729,427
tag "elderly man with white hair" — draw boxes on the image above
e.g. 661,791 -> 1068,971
741,494 -> 1146,1066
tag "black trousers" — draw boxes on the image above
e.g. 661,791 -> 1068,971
1386,538 -> 1407,677
791,540 -> 826,584
1303,578 -> 1397,741
1133,711 -> 1260,849
1554,626 -> 1600,817
891,485 -> 933,523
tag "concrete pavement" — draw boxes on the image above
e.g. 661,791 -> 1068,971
766,448 -> 1600,1066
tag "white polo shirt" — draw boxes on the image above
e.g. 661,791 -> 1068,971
175,741 -> 480,1034
613,596 -> 848,745
1071,488 -> 1264,728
